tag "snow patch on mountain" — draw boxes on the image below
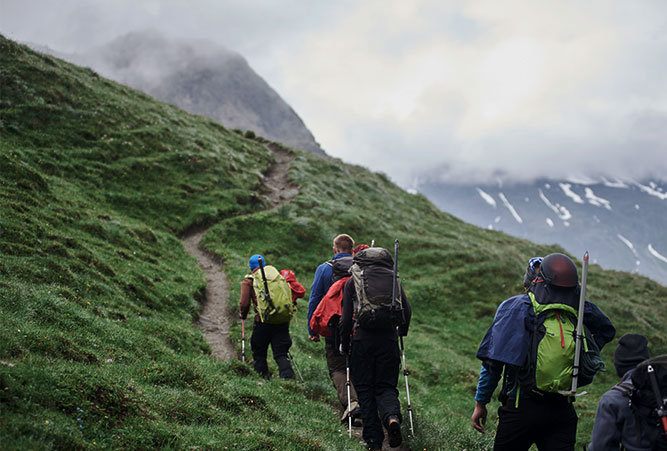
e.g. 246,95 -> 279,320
477,188 -> 497,208
539,189 -> 572,221
499,193 -> 523,224
635,182 -> 667,200
618,234 -> 641,267
560,183 -> 585,204
566,175 -> 598,185
585,187 -> 612,210
648,244 -> 667,264
601,177 -> 629,189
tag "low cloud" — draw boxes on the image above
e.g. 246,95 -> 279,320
2,0 -> 666,186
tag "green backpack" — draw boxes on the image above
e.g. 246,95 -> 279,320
528,291 -> 578,393
249,265 -> 294,324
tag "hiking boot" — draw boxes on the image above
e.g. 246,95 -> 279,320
387,415 -> 402,448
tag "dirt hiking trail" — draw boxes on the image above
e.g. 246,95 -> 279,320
181,143 -> 298,360
182,143 -> 411,450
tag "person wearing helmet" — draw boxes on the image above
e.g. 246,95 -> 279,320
472,253 -> 616,450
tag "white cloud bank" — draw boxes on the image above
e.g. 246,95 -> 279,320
2,0 -> 667,186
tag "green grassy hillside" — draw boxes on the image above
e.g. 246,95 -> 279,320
2,35 -> 666,450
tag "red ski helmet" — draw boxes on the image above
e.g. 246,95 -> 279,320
540,253 -> 578,288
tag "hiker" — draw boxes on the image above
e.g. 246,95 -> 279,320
239,254 -> 301,379
339,247 -> 412,450
589,333 -> 655,450
306,234 -> 362,425
471,253 -> 616,450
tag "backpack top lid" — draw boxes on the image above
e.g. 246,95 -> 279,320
540,253 -> 578,288
352,247 -> 393,269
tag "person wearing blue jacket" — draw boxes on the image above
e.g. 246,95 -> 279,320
471,253 -> 616,451
589,333 -> 653,451
307,233 -> 360,424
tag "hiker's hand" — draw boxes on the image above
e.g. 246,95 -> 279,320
472,401 -> 487,433
308,334 -> 320,342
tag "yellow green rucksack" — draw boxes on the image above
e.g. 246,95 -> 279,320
528,291 -> 578,393
249,265 -> 294,324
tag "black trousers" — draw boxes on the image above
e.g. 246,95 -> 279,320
494,396 -> 578,451
350,336 -> 402,449
250,321 -> 294,379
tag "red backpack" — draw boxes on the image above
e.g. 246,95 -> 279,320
280,269 -> 306,302
309,276 -> 349,336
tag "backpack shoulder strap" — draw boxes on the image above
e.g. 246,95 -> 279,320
612,380 -> 634,396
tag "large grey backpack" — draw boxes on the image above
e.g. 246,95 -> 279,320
349,247 -> 404,330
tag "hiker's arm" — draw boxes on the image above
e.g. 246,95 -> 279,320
338,279 -> 354,354
471,401 -> 488,433
475,363 -> 502,405
239,278 -> 253,320
307,263 -> 331,337
472,363 -> 502,433
584,301 -> 616,350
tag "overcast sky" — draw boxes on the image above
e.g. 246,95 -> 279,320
2,0 -> 667,186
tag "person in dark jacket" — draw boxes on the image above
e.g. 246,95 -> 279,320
471,253 -> 616,451
339,247 -> 412,450
306,234 -> 361,424
589,333 -> 653,451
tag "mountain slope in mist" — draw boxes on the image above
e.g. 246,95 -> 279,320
419,177 -> 667,285
38,30 -> 326,156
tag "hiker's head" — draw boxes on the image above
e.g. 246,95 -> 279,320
539,253 -> 578,288
333,234 -> 355,254
353,244 -> 370,255
614,333 -> 650,378
523,256 -> 543,289
248,254 -> 266,272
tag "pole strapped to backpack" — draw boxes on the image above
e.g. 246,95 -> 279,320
563,251 -> 589,396
258,257 -> 276,315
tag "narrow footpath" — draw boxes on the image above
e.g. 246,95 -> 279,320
182,144 -> 411,450
181,143 -> 298,360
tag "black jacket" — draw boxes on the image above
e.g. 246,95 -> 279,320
339,277 -> 411,353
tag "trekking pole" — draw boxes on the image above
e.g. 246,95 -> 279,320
567,251 -> 589,395
647,364 -> 667,440
392,240 -> 415,437
346,354 -> 352,438
400,335 -> 415,437
287,351 -> 304,383
241,319 -> 246,363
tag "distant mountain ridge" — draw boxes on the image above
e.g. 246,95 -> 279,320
419,177 -> 667,285
30,30 -> 326,156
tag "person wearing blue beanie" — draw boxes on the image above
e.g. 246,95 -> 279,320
249,254 -> 265,272
239,253 -> 296,380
